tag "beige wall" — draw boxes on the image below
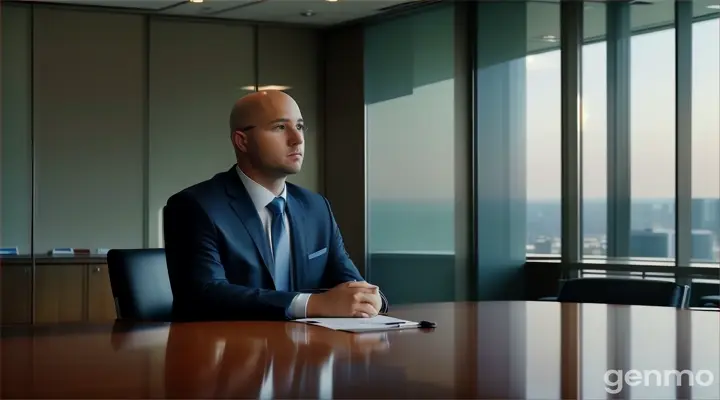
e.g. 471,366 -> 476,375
258,27 -> 320,193
0,3 -> 322,253
33,8 -> 146,252
147,19 -> 254,248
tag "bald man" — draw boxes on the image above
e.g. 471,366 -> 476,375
163,91 -> 388,321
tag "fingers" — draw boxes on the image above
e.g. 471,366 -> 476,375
352,302 -> 379,318
350,292 -> 381,318
347,281 -> 378,290
347,281 -> 380,295
352,291 -> 378,305
322,281 -> 382,318
348,287 -> 377,295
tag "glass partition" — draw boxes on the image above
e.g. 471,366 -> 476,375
691,4 -> 719,263
365,4 -> 458,303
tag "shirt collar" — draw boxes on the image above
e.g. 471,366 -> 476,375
236,165 -> 287,214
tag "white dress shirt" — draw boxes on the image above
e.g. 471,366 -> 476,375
236,166 -> 311,318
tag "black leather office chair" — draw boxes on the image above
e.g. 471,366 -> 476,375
107,248 -> 174,321
555,277 -> 690,308
701,295 -> 720,308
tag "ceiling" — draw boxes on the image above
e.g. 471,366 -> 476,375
526,0 -> 720,53
19,0 -> 430,26
15,0 -> 720,37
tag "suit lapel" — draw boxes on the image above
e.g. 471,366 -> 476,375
224,168 -> 275,283
286,192 -> 307,291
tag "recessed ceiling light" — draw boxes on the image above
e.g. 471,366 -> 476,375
189,0 -> 203,3
707,4 -> 720,9
326,0 -> 338,2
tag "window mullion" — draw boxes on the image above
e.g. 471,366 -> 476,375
606,1 -> 631,260
560,1 -> 584,275
674,0 -> 693,273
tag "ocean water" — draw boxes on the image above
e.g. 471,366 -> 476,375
367,198 -> 719,254
368,200 -> 454,253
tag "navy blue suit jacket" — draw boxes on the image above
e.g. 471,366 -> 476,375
163,166 -> 388,321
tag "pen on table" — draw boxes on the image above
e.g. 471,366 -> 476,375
384,321 -> 437,328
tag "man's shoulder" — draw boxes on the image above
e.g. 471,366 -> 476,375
286,182 -> 329,210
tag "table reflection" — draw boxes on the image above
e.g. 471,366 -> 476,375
416,301 -> 720,399
1,301 -> 717,399
494,302 -> 720,400
162,322 -> 390,399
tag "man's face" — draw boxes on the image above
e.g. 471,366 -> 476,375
235,95 -> 305,177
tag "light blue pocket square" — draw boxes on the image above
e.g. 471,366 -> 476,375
308,247 -> 328,260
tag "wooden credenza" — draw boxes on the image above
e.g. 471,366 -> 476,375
1,255 -> 116,324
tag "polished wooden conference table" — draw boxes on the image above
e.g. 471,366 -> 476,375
1,301 -> 718,399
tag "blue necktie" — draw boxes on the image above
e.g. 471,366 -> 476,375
266,197 -> 290,291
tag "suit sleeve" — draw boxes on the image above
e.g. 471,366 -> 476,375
321,197 -> 389,314
164,193 -> 298,320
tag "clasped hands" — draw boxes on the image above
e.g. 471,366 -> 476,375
306,281 -> 382,318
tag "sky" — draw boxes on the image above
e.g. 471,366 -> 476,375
527,19 -> 719,200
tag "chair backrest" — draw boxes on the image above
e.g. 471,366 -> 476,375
701,295 -> 720,308
557,277 -> 690,308
107,248 -> 173,321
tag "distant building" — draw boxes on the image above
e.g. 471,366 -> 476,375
533,239 -> 552,254
692,198 -> 720,236
630,229 -> 673,258
692,229 -> 716,262
630,228 -> 718,262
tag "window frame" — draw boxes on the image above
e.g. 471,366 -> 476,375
528,3 -> 720,273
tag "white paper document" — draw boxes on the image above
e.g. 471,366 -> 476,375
294,315 -> 420,333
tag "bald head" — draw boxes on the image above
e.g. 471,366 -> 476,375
229,90 -> 306,183
229,90 -> 301,134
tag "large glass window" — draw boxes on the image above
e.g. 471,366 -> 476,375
528,0 -> 719,268
582,2 -> 608,258
628,2 -> 677,260
525,2 -> 562,256
580,1 -> 720,266
691,10 -> 719,264
365,5 -> 455,254
365,4 -> 458,301
362,0 -> 720,273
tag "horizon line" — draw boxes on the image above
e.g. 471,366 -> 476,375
369,198 -> 720,203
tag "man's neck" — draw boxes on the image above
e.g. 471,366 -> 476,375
237,164 -> 286,196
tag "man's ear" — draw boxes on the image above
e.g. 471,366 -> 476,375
232,130 -> 249,153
